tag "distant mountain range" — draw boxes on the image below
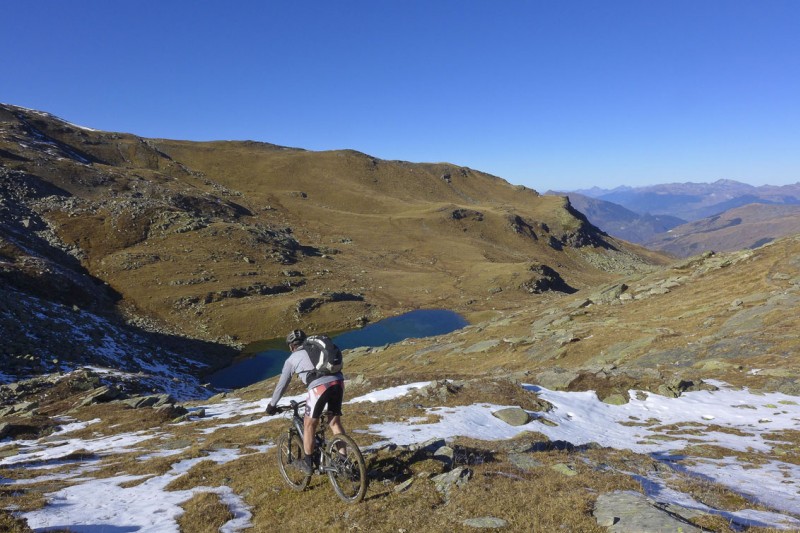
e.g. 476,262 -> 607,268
571,179 -> 800,221
549,179 -> 800,257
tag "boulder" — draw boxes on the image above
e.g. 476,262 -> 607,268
432,466 -> 472,502
411,438 -> 447,454
155,404 -> 189,419
433,445 -> 455,468
535,368 -> 579,390
79,385 -> 121,406
590,283 -> 628,305
601,393 -> 628,405
122,394 -> 174,409
492,407 -> 531,426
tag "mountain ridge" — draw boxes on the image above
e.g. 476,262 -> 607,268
573,179 -> 800,221
1,102 -> 663,384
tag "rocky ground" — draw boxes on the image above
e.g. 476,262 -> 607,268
1,370 -> 798,532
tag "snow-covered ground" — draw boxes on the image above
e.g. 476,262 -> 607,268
2,382 -> 799,531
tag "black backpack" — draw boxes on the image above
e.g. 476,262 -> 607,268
303,335 -> 343,380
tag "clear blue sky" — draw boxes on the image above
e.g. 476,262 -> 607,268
3,1 -> 799,192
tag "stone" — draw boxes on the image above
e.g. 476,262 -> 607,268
601,393 -> 628,405
593,491 -> 702,532
122,394 -> 172,409
507,453 -> 543,471
157,404 -> 188,419
463,517 -> 508,529
13,401 -> 38,413
394,478 -> 414,493
590,283 -> 628,304
464,340 -> 501,354
432,466 -> 472,502
433,445 -> 455,467
551,463 -> 577,476
534,368 -> 578,390
492,407 -> 531,426
412,438 -> 447,454
80,385 -> 121,406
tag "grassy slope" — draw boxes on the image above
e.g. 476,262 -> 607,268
646,203 -> 800,258
339,234 -> 800,394
2,103 -> 667,346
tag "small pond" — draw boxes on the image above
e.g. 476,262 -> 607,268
208,309 -> 468,389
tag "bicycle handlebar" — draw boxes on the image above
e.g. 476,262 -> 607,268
276,399 -> 306,415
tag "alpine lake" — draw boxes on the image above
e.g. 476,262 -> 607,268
208,309 -> 469,389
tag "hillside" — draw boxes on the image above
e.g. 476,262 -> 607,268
2,235 -> 800,531
548,191 -> 686,243
3,103 -> 800,532
644,203 -> 800,258
1,103 -> 664,382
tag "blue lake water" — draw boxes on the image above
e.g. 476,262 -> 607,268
208,309 -> 468,389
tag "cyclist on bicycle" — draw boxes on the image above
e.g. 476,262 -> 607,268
265,329 -> 346,474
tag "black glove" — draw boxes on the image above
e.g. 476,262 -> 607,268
265,403 -> 278,415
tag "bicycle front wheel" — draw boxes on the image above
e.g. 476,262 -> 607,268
326,433 -> 368,503
277,431 -> 310,491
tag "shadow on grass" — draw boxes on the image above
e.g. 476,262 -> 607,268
366,443 -> 496,487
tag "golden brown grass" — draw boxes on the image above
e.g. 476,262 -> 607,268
3,383 -> 797,533
177,492 -> 234,533
0,509 -> 34,533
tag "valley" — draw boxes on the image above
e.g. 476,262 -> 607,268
2,104 -> 799,532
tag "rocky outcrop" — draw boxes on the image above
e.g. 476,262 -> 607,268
593,491 -> 703,532
295,292 -> 365,315
521,264 -> 576,294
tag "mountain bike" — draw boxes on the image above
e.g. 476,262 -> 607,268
275,399 -> 368,503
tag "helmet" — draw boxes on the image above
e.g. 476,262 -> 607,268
286,329 -> 307,347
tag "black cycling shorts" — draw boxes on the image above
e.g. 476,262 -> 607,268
305,380 -> 344,419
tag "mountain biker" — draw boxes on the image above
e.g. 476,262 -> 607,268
265,329 -> 346,474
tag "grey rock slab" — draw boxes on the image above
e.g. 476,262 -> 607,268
464,340 -> 501,354
593,490 -> 702,532
507,453 -> 543,471
535,368 -> 579,390
463,517 -> 509,529
432,466 -> 472,502
492,407 -> 531,426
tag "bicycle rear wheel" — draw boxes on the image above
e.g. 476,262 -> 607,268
326,433 -> 367,503
277,431 -> 310,491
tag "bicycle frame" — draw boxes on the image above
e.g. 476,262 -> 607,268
284,400 -> 330,473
